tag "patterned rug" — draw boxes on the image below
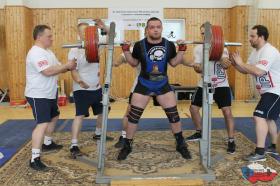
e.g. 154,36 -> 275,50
0,130 -> 279,186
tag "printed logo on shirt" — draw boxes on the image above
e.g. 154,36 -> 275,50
256,72 -> 274,89
258,60 -> 268,66
148,46 -> 166,62
37,60 -> 48,68
212,62 -> 226,87
215,63 -> 226,79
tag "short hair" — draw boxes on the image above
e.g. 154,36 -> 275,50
200,23 -> 212,29
77,22 -> 89,28
252,25 -> 269,41
146,17 -> 162,27
33,25 -> 51,40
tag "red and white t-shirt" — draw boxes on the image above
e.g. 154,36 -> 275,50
248,43 -> 280,95
194,45 -> 229,88
25,45 -> 60,99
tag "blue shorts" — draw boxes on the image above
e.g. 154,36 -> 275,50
26,97 -> 60,124
73,89 -> 103,117
134,80 -> 173,96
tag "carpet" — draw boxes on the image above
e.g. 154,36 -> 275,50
0,130 -> 279,185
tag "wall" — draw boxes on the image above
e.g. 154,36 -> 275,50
0,9 -> 7,89
228,6 -> 251,100
31,8 -> 231,98
4,6 -> 33,102
258,9 -> 280,50
1,6 -> 280,101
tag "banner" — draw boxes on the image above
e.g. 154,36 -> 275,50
108,8 -> 163,30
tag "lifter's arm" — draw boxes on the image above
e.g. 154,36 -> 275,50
122,42 -> 139,67
169,40 -> 187,67
169,51 -> 185,67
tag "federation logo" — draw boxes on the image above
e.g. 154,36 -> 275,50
148,46 -> 166,62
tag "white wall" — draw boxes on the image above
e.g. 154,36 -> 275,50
0,0 -> 280,9
0,0 -> 6,9
258,0 -> 280,9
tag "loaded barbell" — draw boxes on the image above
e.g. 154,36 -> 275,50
62,25 -> 242,63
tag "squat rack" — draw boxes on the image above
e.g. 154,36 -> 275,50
95,21 -> 241,184
61,21 -> 242,184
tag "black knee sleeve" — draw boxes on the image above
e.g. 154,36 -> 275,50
164,106 -> 180,123
127,105 -> 144,124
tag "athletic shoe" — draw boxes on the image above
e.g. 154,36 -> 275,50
185,132 -> 202,142
244,153 -> 266,162
117,139 -> 132,160
29,157 -> 48,171
42,141 -> 63,152
92,134 -> 114,141
176,143 -> 192,159
227,140 -> 236,154
114,136 -> 125,148
70,146 -> 83,158
266,145 -> 279,155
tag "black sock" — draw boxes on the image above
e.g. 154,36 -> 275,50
196,129 -> 202,134
174,131 -> 185,145
255,147 -> 265,155
271,144 -> 276,149
228,137 -> 235,143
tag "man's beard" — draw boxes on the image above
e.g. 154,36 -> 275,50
250,42 -> 257,48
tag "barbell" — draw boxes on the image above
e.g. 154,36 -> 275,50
62,25 -> 242,63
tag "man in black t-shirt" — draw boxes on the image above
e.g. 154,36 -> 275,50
117,17 -> 191,160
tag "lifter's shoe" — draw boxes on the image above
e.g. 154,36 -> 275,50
70,146 -> 83,159
114,136 -> 125,148
227,140 -> 236,154
244,152 -> 266,162
117,138 -> 132,160
92,134 -> 114,141
185,132 -> 202,142
42,141 -> 63,152
29,157 -> 49,171
266,145 -> 279,155
176,142 -> 192,159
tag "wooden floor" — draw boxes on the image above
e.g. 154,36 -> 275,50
0,100 -> 257,125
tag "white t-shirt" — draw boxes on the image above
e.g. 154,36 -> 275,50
248,43 -> 280,95
68,36 -> 107,92
25,45 -> 60,99
194,45 -> 229,88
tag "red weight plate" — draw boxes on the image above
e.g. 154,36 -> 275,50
209,25 -> 224,61
85,26 -> 99,63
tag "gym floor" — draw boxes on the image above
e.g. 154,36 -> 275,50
0,100 -> 256,125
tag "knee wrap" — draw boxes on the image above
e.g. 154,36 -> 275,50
164,106 -> 180,123
127,105 -> 144,124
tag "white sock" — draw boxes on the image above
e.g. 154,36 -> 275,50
121,130 -> 126,138
44,136 -> 52,145
31,148 -> 40,162
71,139 -> 78,148
95,128 -> 102,136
